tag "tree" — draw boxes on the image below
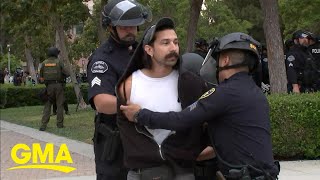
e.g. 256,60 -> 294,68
260,0 -> 287,93
185,0 -> 203,52
41,0 -> 90,109
223,0 -> 264,41
198,0 -> 253,39
1,0 -> 52,83
279,0 -> 320,39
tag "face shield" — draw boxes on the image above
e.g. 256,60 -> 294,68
105,0 -> 152,27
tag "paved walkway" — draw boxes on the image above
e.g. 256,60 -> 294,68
1,120 -> 96,180
1,120 -> 320,180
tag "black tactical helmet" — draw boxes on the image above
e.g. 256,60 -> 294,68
292,30 -> 309,40
47,47 -> 60,57
305,31 -> 317,41
181,53 -> 204,76
102,0 -> 151,28
212,32 -> 260,72
195,38 -> 208,47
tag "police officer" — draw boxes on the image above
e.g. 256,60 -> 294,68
86,0 -> 150,179
13,67 -> 23,86
260,46 -> 270,93
193,38 -> 209,58
121,32 -> 279,180
39,47 -> 69,131
285,30 -> 316,93
307,33 -> 320,91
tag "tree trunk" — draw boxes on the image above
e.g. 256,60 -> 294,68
54,18 -> 87,109
98,10 -> 107,44
185,0 -> 203,53
97,0 -> 108,44
24,36 -> 38,84
259,0 -> 287,93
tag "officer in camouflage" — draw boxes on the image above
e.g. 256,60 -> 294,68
39,47 -> 69,131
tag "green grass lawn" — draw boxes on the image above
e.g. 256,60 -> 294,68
0,104 -> 95,144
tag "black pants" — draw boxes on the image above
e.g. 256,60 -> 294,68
93,128 -> 127,180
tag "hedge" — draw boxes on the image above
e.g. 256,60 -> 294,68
0,84 -> 89,108
268,92 -> 320,159
0,84 -> 319,159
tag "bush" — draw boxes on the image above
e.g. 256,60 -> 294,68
0,83 -> 89,108
268,92 -> 320,159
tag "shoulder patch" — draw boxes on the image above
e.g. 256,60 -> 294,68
91,61 -> 108,74
286,55 -> 295,62
199,88 -> 216,100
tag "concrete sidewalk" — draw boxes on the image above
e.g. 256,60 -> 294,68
1,120 -> 320,180
1,120 -> 96,180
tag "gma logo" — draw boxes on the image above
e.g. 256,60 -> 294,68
7,143 -> 76,173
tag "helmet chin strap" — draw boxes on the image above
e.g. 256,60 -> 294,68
215,55 -> 251,83
111,26 -> 136,46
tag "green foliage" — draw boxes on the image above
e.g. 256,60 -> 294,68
0,83 -> 89,109
279,0 -> 320,39
69,18 -> 99,60
268,93 -> 320,158
198,1 -> 253,40
0,54 -> 23,74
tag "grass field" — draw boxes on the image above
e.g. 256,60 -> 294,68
0,104 -> 95,144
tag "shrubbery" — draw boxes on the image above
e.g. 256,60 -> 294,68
0,85 -> 319,159
0,83 -> 89,108
268,92 -> 320,159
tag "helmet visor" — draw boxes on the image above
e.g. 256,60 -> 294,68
108,1 -> 151,26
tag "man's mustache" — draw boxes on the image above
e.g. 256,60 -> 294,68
124,33 -> 135,39
165,52 -> 179,59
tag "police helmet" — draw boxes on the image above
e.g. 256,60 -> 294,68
305,31 -> 317,41
16,67 -> 22,74
195,38 -> 208,47
292,30 -> 309,40
102,0 -> 151,28
284,39 -> 294,51
181,53 -> 204,76
211,32 -> 261,72
47,47 -> 60,57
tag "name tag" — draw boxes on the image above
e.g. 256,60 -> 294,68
45,63 -> 57,67
312,49 -> 320,53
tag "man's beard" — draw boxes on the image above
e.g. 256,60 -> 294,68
120,33 -> 136,43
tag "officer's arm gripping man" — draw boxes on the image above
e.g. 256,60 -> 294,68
121,87 -> 226,130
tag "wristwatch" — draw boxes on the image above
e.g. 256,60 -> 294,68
133,109 -> 141,123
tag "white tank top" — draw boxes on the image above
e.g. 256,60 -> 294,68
130,69 -> 182,145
